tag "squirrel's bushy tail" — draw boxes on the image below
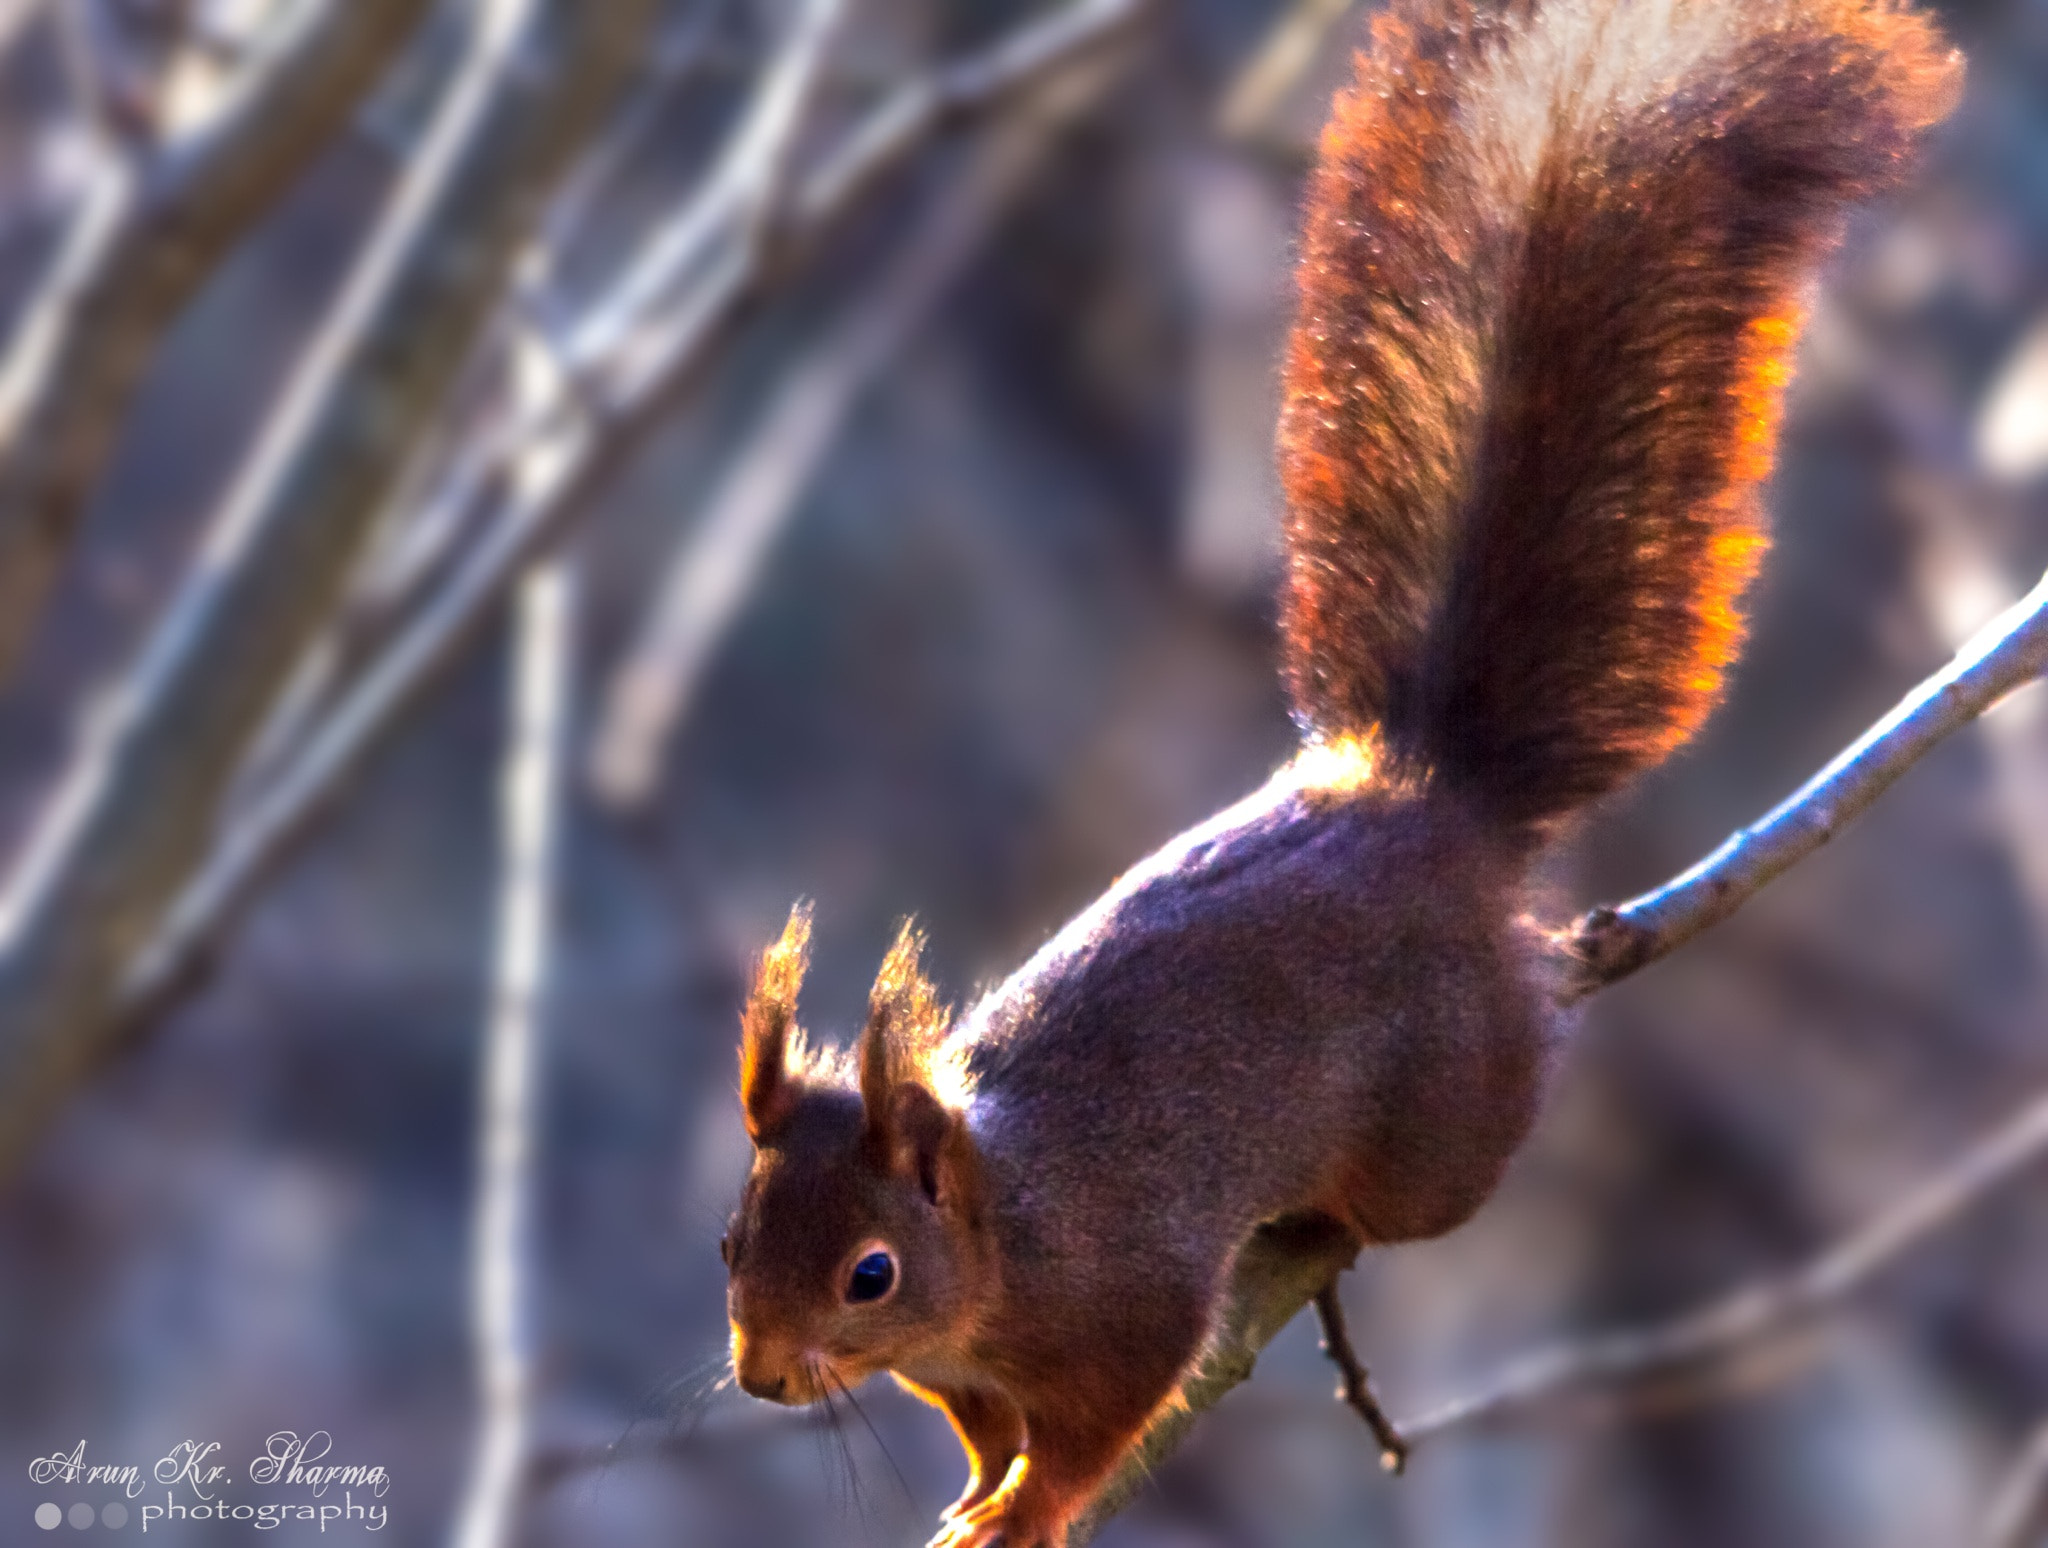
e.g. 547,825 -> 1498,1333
1280,0 -> 1959,827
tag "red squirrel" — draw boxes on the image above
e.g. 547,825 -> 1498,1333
719,2 -> 1962,1544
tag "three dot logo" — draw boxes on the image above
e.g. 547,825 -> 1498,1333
33,1502 -> 127,1529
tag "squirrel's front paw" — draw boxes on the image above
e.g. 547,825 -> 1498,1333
926,1516 -> 1004,1548
926,1491 -> 1059,1548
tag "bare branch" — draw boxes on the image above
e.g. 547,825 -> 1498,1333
1399,1086 -> 2048,1441
449,562 -> 575,1548
1312,1280 -> 1407,1472
569,0 -> 850,380
1069,572 -> 2048,1535
0,0 -> 48,63
1983,1415 -> 2048,1548
212,0 -> 879,816
1560,566 -> 2048,1001
119,0 -> 1146,1027
0,0 -> 437,684
0,0 -> 657,1175
1068,1084 -> 2048,1543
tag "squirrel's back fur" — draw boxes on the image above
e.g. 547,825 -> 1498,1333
1280,0 -> 1959,826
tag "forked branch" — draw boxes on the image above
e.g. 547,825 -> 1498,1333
0,0 -> 655,1175
0,0 -> 436,682
1075,567 -> 2048,1541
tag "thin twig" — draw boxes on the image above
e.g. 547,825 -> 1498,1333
1312,1281 -> 1407,1473
1398,1086 -> 2048,1440
1983,1416 -> 2048,1548
216,0 -> 855,824
0,0 -> 657,1175
569,0 -> 849,381
527,1404 -> 841,1492
1072,1083 -> 2048,1543
1559,566 -> 2048,1002
119,0 -> 1146,1027
448,562 -> 575,1548
0,0 -> 437,684
529,2 -> 732,263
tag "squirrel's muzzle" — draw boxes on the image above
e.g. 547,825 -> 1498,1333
730,1324 -> 810,1406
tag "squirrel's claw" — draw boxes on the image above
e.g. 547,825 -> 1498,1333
926,1519 -> 1005,1548
927,1491 -> 1057,1548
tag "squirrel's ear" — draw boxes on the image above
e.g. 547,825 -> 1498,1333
858,920 -> 949,1158
739,902 -> 813,1143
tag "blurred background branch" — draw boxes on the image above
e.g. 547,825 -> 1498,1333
0,0 -> 435,681
449,561 -> 574,1548
1985,1415 -> 2048,1548
0,0 -> 655,1172
120,0 -> 1144,1032
1400,1082 -> 2048,1444
588,63 -> 1125,810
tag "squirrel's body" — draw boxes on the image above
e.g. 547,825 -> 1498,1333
962,763 -> 1544,1258
720,3 -> 1963,1545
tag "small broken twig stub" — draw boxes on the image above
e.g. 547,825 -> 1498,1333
1313,1280 -> 1408,1473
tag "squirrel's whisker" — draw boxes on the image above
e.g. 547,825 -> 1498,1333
829,1366 -> 919,1517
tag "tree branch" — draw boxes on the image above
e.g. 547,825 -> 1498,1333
0,0 -> 48,64
1068,570 -> 2048,1539
0,0 -> 436,682
1982,1414 -> 2048,1548
448,562 -> 574,1548
0,0 -> 656,1177
1398,1085 -> 2048,1441
117,0 -> 1145,1030
1559,565 -> 2048,1002
586,101 -> 1087,810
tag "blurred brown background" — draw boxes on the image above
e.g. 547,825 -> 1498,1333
0,0 -> 2045,1544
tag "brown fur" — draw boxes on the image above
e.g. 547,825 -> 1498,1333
721,5 -> 1961,1545
1281,0 -> 1958,824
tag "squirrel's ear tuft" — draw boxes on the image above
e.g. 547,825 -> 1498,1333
739,902 -> 813,1143
859,920 -> 951,1161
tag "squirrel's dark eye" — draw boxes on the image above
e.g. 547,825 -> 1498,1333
719,1233 -> 734,1268
846,1249 -> 896,1304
